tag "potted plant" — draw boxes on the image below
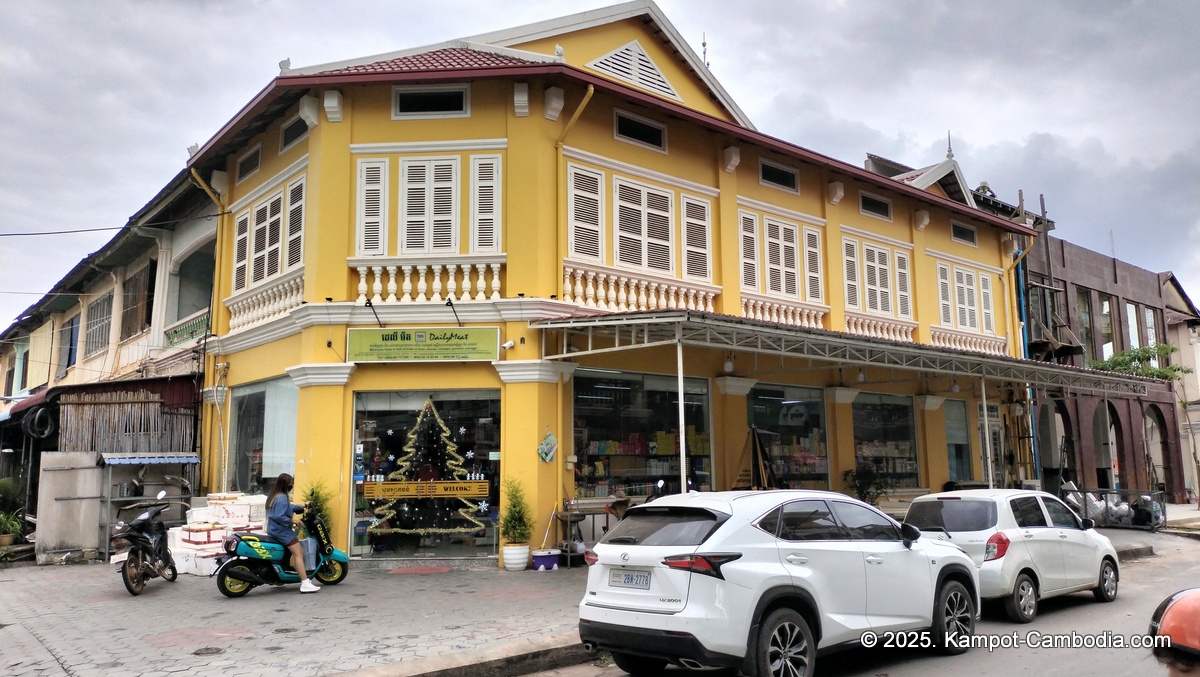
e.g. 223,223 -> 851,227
500,477 -> 533,571
300,481 -> 335,539
843,465 -> 892,506
0,510 -> 22,547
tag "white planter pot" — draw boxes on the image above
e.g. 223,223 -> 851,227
502,544 -> 530,571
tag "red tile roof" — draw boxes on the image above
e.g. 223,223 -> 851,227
319,48 -> 540,75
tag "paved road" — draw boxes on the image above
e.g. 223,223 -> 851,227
532,531 -> 1200,677
1,561 -> 589,677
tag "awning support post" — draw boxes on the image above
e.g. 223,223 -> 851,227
676,329 -> 687,494
982,378 -> 995,489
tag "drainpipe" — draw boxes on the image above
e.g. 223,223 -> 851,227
189,168 -> 227,493
105,268 -> 125,377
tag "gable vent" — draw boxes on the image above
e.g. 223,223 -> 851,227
587,40 -> 680,101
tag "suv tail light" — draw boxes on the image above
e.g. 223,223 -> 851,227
583,550 -> 598,565
661,553 -> 742,579
984,532 -> 1010,561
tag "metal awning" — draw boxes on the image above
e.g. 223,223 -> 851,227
531,310 -> 1153,395
99,453 -> 200,466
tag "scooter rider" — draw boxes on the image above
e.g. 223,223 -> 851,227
265,473 -> 319,594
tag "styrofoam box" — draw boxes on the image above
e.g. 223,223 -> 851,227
186,507 -> 213,524
174,551 -> 195,575
209,503 -> 251,524
193,552 -> 222,576
167,526 -> 183,552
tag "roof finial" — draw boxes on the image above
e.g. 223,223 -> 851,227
946,131 -> 954,159
702,33 -> 710,69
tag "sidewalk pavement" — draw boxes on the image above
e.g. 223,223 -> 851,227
5,505 -> 1198,677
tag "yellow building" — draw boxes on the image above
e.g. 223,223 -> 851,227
185,0 -> 1147,564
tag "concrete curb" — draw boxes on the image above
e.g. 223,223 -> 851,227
1115,545 -> 1154,562
1161,529 -> 1200,543
346,631 -> 591,677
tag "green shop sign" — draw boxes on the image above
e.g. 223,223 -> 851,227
347,327 -> 500,363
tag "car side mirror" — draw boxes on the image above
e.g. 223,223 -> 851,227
1080,518 -> 1095,530
901,522 -> 921,547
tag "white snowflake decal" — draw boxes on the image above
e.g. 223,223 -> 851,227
387,454 -> 395,461
386,429 -> 394,436
459,426 -> 466,435
465,450 -> 474,459
477,501 -> 489,513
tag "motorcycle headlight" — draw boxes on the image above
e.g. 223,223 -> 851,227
223,535 -> 239,554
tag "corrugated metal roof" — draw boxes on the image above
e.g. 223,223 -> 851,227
99,453 -> 199,466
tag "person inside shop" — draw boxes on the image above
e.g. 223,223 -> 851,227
265,473 -> 319,594
1149,588 -> 1200,676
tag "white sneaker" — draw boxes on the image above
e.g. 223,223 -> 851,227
300,579 -> 320,593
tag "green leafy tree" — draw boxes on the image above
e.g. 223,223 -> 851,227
1091,344 -> 1192,381
500,477 -> 533,544
843,467 -> 891,506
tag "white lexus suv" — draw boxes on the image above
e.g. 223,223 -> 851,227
578,490 -> 980,677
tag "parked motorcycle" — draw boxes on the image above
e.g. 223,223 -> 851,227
212,504 -> 350,597
109,490 -> 178,596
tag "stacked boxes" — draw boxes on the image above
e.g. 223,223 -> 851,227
175,492 -> 271,576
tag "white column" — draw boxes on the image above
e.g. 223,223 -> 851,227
676,330 -> 687,494
982,378 -> 994,489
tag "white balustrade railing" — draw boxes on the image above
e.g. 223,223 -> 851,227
741,293 -> 827,328
225,269 -> 305,332
931,326 -> 1009,356
844,311 -> 917,342
347,254 -> 505,305
562,259 -> 719,313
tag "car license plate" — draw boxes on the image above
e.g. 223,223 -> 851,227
110,551 -> 128,564
609,569 -> 651,589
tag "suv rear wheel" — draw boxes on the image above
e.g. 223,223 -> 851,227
756,608 -> 815,677
610,652 -> 667,676
932,580 -> 975,655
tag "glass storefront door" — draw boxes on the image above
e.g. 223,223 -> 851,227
352,390 -> 500,558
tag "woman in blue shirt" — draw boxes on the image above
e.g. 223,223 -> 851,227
265,473 -> 319,593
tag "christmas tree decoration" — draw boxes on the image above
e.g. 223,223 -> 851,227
369,398 -> 487,536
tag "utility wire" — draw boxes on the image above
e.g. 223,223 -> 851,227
0,211 -> 230,238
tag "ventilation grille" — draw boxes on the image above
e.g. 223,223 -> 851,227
587,41 -> 680,100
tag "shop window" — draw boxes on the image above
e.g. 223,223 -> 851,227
228,377 -> 299,495
613,109 -> 667,153
392,84 -> 470,119
1099,294 -> 1115,360
747,386 -> 828,489
851,393 -> 918,490
353,390 -> 501,559
945,399 -> 971,482
1125,302 -> 1141,351
1076,287 -> 1094,361
1145,307 -> 1160,367
573,370 -> 711,499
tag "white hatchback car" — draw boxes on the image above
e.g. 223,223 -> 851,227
904,489 -> 1119,623
578,490 -> 980,677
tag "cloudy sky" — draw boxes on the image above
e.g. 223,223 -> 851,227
2,0 -> 1197,329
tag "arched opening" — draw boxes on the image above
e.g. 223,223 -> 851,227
1093,401 -> 1124,489
1038,399 -> 1072,491
1144,404 -> 1168,492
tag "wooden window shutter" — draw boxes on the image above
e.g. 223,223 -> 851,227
896,252 -> 911,319
765,220 -> 798,297
954,268 -> 968,328
740,211 -> 759,291
251,201 -> 269,283
644,187 -> 672,273
938,263 -> 953,325
234,211 -> 250,291
980,273 -> 994,334
286,178 -> 305,269
766,220 -> 781,293
402,160 -> 429,253
803,228 -> 822,303
682,196 -> 710,281
471,155 -> 500,253
265,192 -> 284,278
357,161 -> 387,256
614,179 -> 644,267
568,166 -> 602,260
842,238 -> 860,310
430,159 -> 458,252
864,245 -> 889,313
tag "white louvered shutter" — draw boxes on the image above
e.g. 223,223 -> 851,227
980,273 -> 994,334
843,239 -> 860,310
357,160 -> 387,256
864,245 -> 890,313
938,264 -> 953,325
234,211 -> 249,291
265,192 -> 283,278
765,220 -> 798,297
615,180 -> 644,267
740,212 -> 759,291
896,251 -> 911,319
568,166 -> 602,260
251,201 -> 268,284
471,155 -> 500,253
644,187 -> 672,272
402,160 -> 429,253
682,197 -> 710,281
430,160 -> 457,252
286,178 -> 304,269
955,269 -> 968,327
803,228 -> 822,303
